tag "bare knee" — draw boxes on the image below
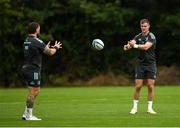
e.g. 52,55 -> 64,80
135,80 -> 143,92
35,89 -> 40,95
28,87 -> 40,97
135,85 -> 142,91
148,84 -> 154,92
34,88 -> 40,98
147,79 -> 155,91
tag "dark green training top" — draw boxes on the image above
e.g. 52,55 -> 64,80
134,32 -> 156,65
23,35 -> 46,69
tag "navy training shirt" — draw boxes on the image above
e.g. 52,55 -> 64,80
134,32 -> 156,65
23,35 -> 46,68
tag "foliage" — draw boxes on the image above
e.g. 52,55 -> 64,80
0,0 -> 179,87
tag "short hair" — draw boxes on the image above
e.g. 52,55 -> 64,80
140,19 -> 150,25
28,22 -> 40,34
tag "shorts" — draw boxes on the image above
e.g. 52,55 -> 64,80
135,63 -> 157,79
21,65 -> 41,87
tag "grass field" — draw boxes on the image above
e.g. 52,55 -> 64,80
0,86 -> 180,127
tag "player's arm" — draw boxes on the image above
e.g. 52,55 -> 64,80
128,41 -> 153,51
123,40 -> 135,51
43,41 -> 62,56
137,42 -> 153,50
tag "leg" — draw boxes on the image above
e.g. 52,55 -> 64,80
147,79 -> 155,101
130,64 -> 144,114
22,67 -> 42,120
130,79 -> 143,114
26,86 -> 40,118
147,79 -> 156,114
27,86 -> 40,108
146,64 -> 157,114
134,79 -> 143,100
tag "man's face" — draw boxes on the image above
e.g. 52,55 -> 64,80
140,22 -> 150,34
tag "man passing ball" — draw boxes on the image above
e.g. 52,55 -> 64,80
124,19 -> 157,114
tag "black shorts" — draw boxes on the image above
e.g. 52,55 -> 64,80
135,63 -> 157,79
21,65 -> 41,87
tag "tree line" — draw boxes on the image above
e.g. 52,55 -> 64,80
0,0 -> 179,87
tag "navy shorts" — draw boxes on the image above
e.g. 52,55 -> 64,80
135,63 -> 157,79
21,65 -> 41,87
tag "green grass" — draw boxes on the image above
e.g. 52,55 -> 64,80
0,86 -> 180,127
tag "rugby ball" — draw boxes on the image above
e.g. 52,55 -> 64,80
92,39 -> 104,50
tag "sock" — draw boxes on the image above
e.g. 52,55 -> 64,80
148,101 -> 153,110
133,100 -> 139,109
26,108 -> 33,118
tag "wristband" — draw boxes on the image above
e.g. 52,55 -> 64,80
133,44 -> 139,48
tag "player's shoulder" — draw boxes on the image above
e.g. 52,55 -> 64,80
34,37 -> 44,44
135,32 -> 142,38
148,32 -> 156,39
28,36 -> 43,44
